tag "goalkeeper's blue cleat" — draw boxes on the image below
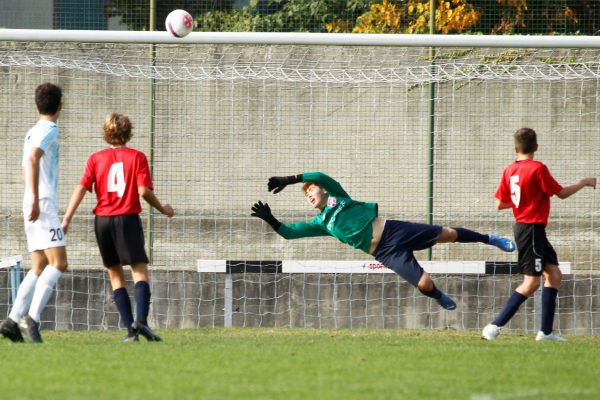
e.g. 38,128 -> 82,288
436,292 -> 457,310
0,318 -> 24,343
488,235 -> 516,253
132,321 -> 162,342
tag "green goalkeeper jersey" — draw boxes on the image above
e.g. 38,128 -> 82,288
276,172 -> 378,254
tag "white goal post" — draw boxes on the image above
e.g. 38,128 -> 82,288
0,29 -> 598,334
3,29 -> 600,47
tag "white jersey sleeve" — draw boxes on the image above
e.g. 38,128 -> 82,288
22,120 -> 60,209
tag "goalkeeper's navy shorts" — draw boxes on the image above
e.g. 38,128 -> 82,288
94,214 -> 149,268
373,220 -> 442,286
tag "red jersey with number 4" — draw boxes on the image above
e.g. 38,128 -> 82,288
80,147 -> 153,216
495,160 -> 562,226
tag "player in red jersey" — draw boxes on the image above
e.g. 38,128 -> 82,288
482,127 -> 596,341
62,112 -> 174,342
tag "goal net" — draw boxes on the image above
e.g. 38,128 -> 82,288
0,31 -> 597,334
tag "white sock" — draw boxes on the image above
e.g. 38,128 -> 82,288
8,270 -> 39,323
28,265 -> 62,322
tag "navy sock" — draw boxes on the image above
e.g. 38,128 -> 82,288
134,281 -> 151,324
453,227 -> 488,244
492,291 -> 528,326
419,284 -> 442,300
541,287 -> 558,335
113,287 -> 134,334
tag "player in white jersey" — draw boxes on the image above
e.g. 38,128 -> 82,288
0,83 -> 68,343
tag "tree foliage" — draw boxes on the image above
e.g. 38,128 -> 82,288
351,0 -> 480,34
470,0 -> 600,35
105,0 -> 600,35
104,0 -> 234,31
197,0 -> 372,33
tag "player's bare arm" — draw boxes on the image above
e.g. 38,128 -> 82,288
494,197 -> 512,210
556,177 -> 597,199
138,186 -> 174,217
62,184 -> 88,234
26,147 -> 44,222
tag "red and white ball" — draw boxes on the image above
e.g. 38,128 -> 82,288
165,9 -> 193,38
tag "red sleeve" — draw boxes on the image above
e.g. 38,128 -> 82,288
136,152 -> 153,190
79,154 -> 95,192
494,170 -> 511,203
537,164 -> 563,196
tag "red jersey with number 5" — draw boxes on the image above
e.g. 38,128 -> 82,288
80,147 -> 153,216
495,160 -> 562,226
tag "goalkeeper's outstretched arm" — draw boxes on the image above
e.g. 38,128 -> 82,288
251,201 -> 281,230
267,174 -> 303,194
251,201 -> 326,239
268,172 -> 350,198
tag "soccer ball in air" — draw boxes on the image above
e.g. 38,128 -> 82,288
165,9 -> 194,38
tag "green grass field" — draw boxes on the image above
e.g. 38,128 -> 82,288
1,328 -> 598,400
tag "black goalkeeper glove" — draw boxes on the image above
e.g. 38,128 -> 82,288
251,201 -> 281,230
268,174 -> 303,194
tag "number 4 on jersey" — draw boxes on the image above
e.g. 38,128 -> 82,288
510,175 -> 520,208
107,162 -> 126,197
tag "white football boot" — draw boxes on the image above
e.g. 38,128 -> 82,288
535,331 -> 566,342
481,324 -> 501,340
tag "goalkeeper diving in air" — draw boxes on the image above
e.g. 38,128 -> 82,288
251,172 -> 516,310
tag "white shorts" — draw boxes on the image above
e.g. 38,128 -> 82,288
23,198 -> 65,252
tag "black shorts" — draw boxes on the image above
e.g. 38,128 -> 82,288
514,223 -> 558,276
373,220 -> 442,286
94,214 -> 148,268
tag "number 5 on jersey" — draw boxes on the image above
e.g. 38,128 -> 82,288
510,175 -> 520,208
108,162 -> 125,197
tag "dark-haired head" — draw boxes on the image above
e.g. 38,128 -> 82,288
514,127 -> 538,154
35,83 -> 62,115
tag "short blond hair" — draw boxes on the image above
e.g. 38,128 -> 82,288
103,112 -> 132,146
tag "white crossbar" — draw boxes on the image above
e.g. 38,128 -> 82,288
1,29 -> 600,48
